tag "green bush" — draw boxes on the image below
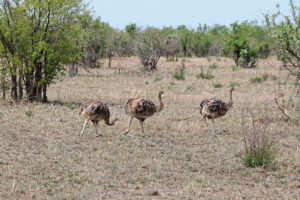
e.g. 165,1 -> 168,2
209,63 -> 218,69
185,86 -> 195,92
241,111 -> 277,169
153,76 -> 163,82
230,82 -> 240,87
250,74 -> 268,83
231,65 -> 242,71
173,59 -> 186,80
241,145 -> 275,168
25,110 -> 33,117
196,73 -> 214,80
212,82 -> 223,88
66,103 -> 79,110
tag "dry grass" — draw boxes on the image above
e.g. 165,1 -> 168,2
0,56 -> 299,199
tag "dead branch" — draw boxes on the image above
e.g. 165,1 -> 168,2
274,98 -> 292,120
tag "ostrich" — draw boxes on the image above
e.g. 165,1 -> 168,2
79,101 -> 118,137
200,87 -> 235,137
124,91 -> 164,135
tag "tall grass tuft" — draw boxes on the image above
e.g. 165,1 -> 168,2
173,59 -> 186,80
241,110 -> 277,169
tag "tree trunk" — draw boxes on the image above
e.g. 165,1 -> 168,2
42,85 -> 47,102
18,75 -> 23,100
11,74 -> 18,100
33,64 -> 42,100
2,84 -> 5,100
108,55 -> 112,68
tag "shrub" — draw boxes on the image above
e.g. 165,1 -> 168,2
224,22 -> 258,68
230,82 -> 240,87
209,63 -> 218,69
25,110 -> 33,117
173,59 -> 186,80
136,28 -> 163,71
153,76 -> 163,82
266,0 -> 300,92
231,65 -> 242,71
212,82 -> 223,88
242,146 -> 275,168
185,86 -> 195,92
250,74 -> 268,83
196,73 -> 214,80
66,103 -> 79,110
241,110 -> 277,168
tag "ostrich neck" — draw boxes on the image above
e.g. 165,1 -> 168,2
228,90 -> 233,107
156,94 -> 164,112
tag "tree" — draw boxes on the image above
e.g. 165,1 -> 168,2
192,25 -> 211,57
136,27 -> 163,71
164,33 -> 180,60
178,26 -> 192,57
224,22 -> 258,68
265,0 -> 300,91
0,0 -> 86,101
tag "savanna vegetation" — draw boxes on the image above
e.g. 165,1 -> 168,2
0,0 -> 299,199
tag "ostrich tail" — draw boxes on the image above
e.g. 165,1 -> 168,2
105,116 -> 119,126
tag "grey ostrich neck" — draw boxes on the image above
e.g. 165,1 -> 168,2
228,90 -> 233,108
156,93 -> 164,112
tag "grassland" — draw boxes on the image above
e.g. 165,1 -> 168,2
0,57 -> 299,199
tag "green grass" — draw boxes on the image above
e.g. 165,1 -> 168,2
153,76 -> 163,82
65,103 -> 79,110
173,72 -> 185,80
25,110 -> 33,117
232,65 -> 243,72
241,147 -> 275,168
185,86 -> 195,92
250,74 -> 268,83
173,59 -> 186,80
212,82 -> 223,88
196,73 -> 214,80
230,82 -> 240,87
209,63 -> 218,69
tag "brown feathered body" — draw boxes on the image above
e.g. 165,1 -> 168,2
199,88 -> 234,136
124,91 -> 164,134
200,99 -> 230,119
79,101 -> 117,126
200,88 -> 234,119
125,98 -> 158,121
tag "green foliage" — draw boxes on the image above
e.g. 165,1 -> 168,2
208,63 -> 218,69
25,110 -> 33,117
231,65 -> 243,71
241,145 -> 275,168
185,86 -> 195,92
136,28 -> 163,71
191,25 -> 211,57
196,73 -> 214,80
65,103 -> 79,110
178,26 -> 193,57
168,81 -> 175,90
225,22 -> 259,68
0,0 -> 87,101
250,74 -> 268,83
241,111 -> 277,169
153,76 -> 163,82
265,0 -> 300,91
125,23 -> 138,39
230,82 -> 240,87
212,82 -> 223,88
173,59 -> 186,80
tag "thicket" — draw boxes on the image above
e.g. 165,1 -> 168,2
0,0 -> 283,101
